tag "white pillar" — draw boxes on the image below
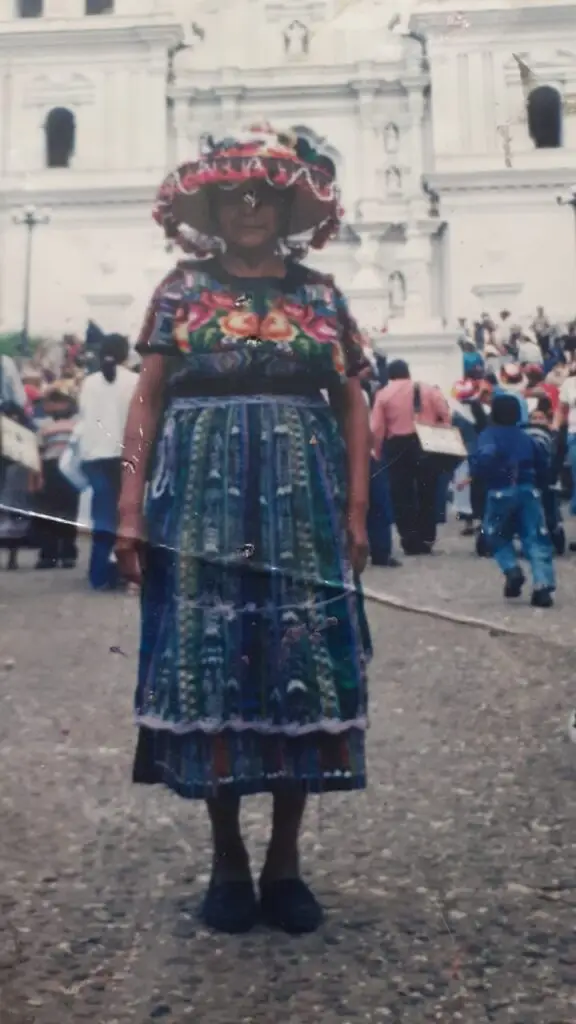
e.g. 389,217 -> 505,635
351,78 -> 378,200
218,81 -> 243,129
405,84 -> 426,205
399,226 -> 434,325
348,231 -> 387,335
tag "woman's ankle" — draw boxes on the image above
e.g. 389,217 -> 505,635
211,840 -> 251,883
261,842 -> 300,882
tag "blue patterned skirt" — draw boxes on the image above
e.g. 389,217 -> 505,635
133,395 -> 371,798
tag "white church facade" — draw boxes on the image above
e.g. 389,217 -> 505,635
0,0 -> 575,387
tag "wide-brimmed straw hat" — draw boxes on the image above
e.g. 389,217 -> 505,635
153,122 -> 342,255
500,363 -> 527,394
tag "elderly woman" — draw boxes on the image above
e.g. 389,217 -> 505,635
116,124 -> 372,935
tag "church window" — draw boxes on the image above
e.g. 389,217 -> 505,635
527,85 -> 562,149
45,108 -> 75,169
18,0 -> 43,16
86,0 -> 114,13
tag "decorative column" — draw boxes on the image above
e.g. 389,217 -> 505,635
218,69 -> 243,129
347,229 -> 388,335
172,96 -> 193,165
397,223 -> 435,327
405,82 -> 428,217
351,73 -> 379,202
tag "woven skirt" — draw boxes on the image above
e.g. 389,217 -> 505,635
133,395 -> 371,799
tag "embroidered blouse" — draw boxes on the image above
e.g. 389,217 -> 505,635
136,258 -> 370,399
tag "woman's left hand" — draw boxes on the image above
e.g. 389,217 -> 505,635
347,507 -> 369,576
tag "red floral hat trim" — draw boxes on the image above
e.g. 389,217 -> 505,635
152,124 -> 343,256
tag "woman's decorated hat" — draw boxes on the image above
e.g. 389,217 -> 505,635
153,122 -> 342,254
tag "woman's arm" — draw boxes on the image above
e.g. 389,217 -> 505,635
432,386 -> 451,425
342,376 -> 370,511
553,401 -> 569,432
341,376 -> 370,575
369,388 -> 388,460
118,354 -> 167,535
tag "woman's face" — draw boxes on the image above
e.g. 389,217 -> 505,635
211,182 -> 290,254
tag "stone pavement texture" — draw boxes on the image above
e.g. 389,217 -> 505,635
364,518 -> 576,644
0,539 -> 575,1024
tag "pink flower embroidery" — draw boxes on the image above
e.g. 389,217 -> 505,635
186,302 -> 214,332
304,316 -> 339,344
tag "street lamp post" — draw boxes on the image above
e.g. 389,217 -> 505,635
12,204 -> 50,359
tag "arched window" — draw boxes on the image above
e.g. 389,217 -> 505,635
527,85 -> 562,148
18,0 -> 43,16
45,108 -> 75,169
86,0 -> 113,13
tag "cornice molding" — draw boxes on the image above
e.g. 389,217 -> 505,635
0,19 -> 182,54
428,166 -> 576,194
411,3 -> 576,37
0,183 -> 157,209
170,59 -> 427,102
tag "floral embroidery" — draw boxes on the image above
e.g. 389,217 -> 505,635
259,310 -> 296,343
136,262 -> 371,386
220,310 -> 261,338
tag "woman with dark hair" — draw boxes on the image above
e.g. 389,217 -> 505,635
116,123 -> 372,935
77,333 -> 137,589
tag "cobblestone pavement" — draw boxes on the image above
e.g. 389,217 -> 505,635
0,542 -> 575,1024
364,517 -> 576,644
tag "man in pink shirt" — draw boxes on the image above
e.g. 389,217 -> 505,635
370,359 -> 451,555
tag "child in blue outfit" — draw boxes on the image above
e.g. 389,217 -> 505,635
470,393 -> 555,607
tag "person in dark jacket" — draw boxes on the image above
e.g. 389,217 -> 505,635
470,393 -> 555,607
524,396 -> 565,555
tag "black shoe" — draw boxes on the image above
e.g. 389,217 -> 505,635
60,558 -> 77,569
530,588 -> 554,608
372,555 -> 402,567
200,879 -> 259,934
403,542 -> 432,556
35,557 -> 57,570
504,567 -> 525,598
260,878 -> 324,935
460,523 -> 475,537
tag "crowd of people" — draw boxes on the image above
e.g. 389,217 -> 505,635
0,333 -> 137,585
2,302 -> 576,608
363,304 -> 576,609
1,115 -> 576,940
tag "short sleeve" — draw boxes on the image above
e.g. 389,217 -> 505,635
333,287 -> 372,378
134,268 -> 185,357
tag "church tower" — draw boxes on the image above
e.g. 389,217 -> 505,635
412,0 -> 576,321
0,0 -> 180,335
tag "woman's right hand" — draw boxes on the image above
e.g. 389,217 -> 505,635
116,512 -> 146,586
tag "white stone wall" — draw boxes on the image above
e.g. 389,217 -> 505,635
414,0 -> 576,323
440,189 -> 576,323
